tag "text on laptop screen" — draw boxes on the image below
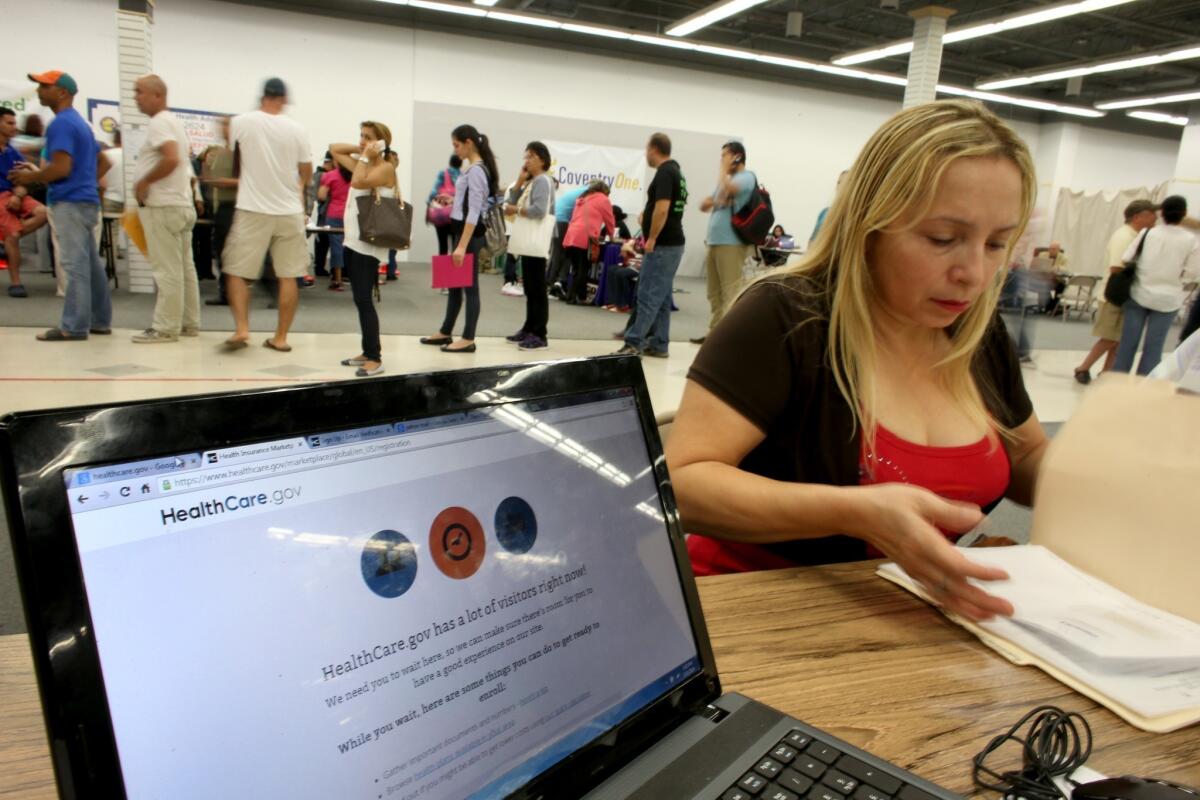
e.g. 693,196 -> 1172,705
63,390 -> 700,799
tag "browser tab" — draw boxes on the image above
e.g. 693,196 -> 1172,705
201,438 -> 309,467
66,453 -> 202,489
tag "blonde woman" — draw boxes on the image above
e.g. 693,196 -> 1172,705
666,100 -> 1048,622
329,121 -> 398,377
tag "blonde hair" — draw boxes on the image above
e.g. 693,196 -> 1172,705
360,120 -> 392,149
752,100 -> 1036,448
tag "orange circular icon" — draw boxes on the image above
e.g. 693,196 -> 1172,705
429,506 -> 486,579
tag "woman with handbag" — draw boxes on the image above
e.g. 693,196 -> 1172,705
562,180 -> 616,305
421,124 -> 500,354
1113,194 -> 1200,375
329,121 -> 399,377
502,141 -> 556,350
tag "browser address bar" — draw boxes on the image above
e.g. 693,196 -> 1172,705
160,425 -> 505,494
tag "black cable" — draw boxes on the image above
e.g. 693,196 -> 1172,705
973,705 -> 1093,800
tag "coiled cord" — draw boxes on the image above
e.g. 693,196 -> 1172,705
973,705 -> 1093,800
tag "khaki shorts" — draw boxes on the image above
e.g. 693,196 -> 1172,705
221,209 -> 308,280
1092,300 -> 1124,340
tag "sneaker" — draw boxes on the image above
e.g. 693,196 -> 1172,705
501,282 -> 524,297
180,327 -> 200,337
505,329 -> 528,343
613,344 -> 641,357
131,328 -> 178,344
518,335 -> 548,350
548,283 -> 565,300
643,348 -> 669,358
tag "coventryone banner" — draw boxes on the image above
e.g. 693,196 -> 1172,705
545,139 -> 647,220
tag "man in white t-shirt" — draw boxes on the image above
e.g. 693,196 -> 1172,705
221,77 -> 312,352
132,74 -> 200,344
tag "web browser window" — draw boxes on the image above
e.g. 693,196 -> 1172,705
64,390 -> 700,799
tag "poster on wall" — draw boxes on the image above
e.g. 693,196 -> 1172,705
87,99 -> 228,157
0,79 -> 37,114
544,140 -> 647,222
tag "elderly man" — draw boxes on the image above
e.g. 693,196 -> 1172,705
0,107 -> 48,298
9,71 -> 111,340
130,74 -> 200,343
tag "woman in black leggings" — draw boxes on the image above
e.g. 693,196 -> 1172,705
329,121 -> 398,377
421,124 -> 500,354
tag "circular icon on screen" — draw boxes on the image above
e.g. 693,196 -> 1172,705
494,496 -> 538,554
361,530 -> 418,598
429,507 -> 486,579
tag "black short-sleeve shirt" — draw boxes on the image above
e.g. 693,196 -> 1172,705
642,159 -> 687,247
686,276 -> 1034,565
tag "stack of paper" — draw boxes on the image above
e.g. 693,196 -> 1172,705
878,545 -> 1200,733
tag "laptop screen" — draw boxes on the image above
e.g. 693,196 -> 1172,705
61,388 -> 701,799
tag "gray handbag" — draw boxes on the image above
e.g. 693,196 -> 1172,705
356,185 -> 414,251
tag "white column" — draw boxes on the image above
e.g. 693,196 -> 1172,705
117,4 -> 154,294
903,6 -> 956,108
1167,102 -> 1200,210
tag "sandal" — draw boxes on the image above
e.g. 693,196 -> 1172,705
263,338 -> 292,352
221,337 -> 249,351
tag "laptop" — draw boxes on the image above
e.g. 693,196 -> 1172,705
0,356 -> 960,800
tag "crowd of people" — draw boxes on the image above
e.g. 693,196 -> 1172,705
3,70 -> 1197,386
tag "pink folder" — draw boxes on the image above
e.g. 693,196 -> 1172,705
431,254 -> 474,289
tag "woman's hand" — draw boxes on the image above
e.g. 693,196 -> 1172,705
854,484 -> 1013,621
452,245 -> 467,267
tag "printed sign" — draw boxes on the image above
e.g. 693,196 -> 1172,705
544,139 -> 647,218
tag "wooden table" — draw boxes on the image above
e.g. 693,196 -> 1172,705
1,561 -> 1197,798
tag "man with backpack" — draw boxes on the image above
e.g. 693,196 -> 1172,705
692,140 -> 758,344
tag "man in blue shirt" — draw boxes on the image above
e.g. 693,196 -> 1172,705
0,107 -> 48,298
694,141 -> 755,344
9,70 -> 112,340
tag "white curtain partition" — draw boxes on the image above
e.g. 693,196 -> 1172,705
1049,183 -> 1168,276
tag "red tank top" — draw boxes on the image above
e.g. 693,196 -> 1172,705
687,424 -> 1011,576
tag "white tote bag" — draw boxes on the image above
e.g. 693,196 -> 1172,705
508,176 -> 556,259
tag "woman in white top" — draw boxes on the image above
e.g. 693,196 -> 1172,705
1114,194 -> 1200,375
329,121 -> 398,377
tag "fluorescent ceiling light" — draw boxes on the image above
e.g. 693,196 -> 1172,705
1127,110 -> 1188,126
561,22 -> 632,40
979,44 -> 1200,90
487,10 -> 561,28
666,0 -> 771,38
472,0 -> 500,5
834,0 -> 1138,66
937,84 -> 1105,118
390,2 -> 1105,121
408,0 -> 487,15
1096,90 -> 1200,110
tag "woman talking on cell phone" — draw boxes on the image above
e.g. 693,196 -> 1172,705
420,125 -> 499,354
329,121 -> 398,377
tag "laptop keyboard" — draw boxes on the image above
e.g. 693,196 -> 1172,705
719,729 -> 939,800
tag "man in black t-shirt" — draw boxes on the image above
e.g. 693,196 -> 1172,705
616,132 -> 687,358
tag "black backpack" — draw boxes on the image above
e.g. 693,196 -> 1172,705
731,175 -> 775,246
